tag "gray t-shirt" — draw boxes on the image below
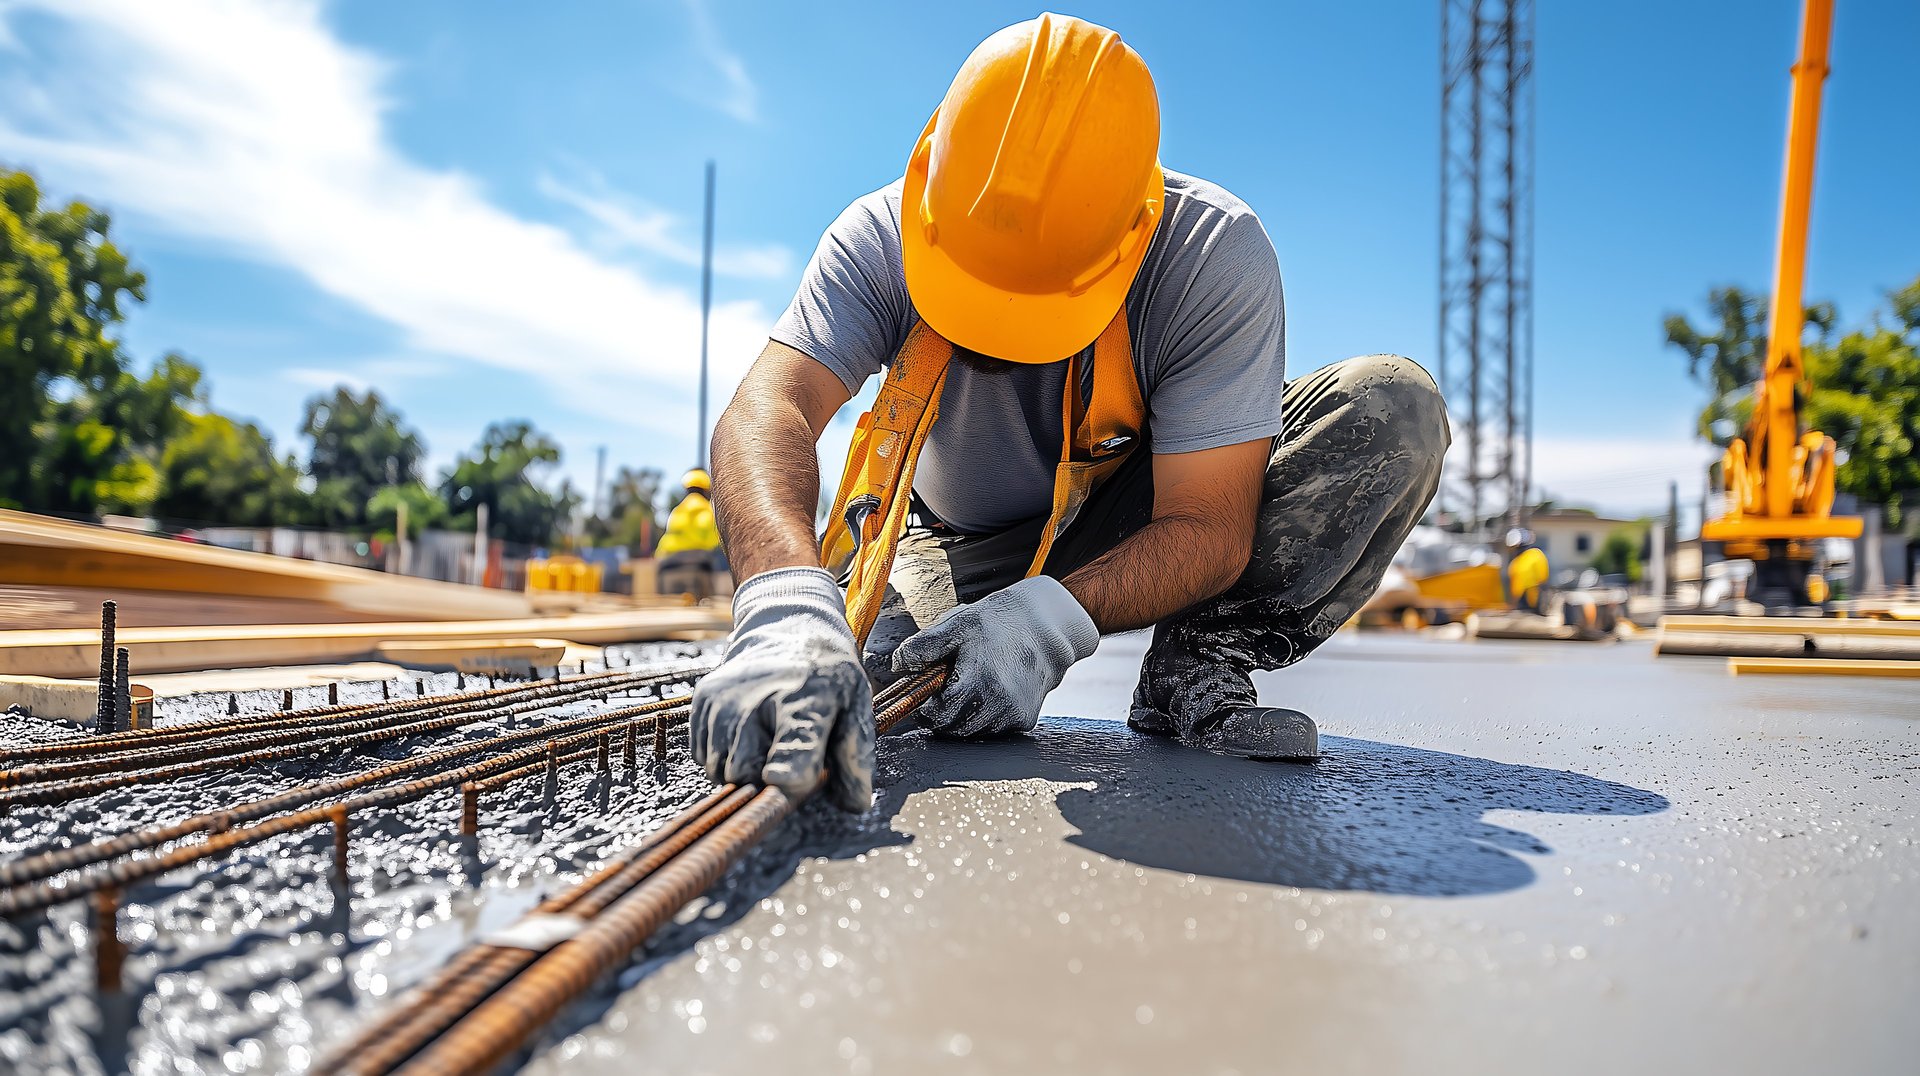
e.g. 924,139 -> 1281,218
772,169 -> 1286,534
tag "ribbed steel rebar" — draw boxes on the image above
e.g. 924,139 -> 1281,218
0,670 -> 709,808
4,675 -> 614,788
364,665 -> 949,1075
0,665 -> 702,768
0,697 -> 692,891
3,665 -> 706,765
0,698 -> 697,917
394,784 -> 798,1076
95,601 -> 116,734
326,785 -> 752,1076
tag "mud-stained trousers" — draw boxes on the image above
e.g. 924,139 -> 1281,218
862,353 -> 1450,737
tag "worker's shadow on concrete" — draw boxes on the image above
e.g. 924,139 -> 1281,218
871,719 -> 1669,897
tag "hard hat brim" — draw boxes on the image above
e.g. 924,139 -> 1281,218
901,143 -> 1164,364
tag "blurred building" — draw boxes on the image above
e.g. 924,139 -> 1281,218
1528,509 -> 1637,571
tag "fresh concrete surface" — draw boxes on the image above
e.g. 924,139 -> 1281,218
524,631 -> 1919,1076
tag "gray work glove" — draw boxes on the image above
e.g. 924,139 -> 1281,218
691,567 -> 874,811
891,575 -> 1099,739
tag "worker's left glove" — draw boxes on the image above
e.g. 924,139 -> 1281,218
891,575 -> 1099,739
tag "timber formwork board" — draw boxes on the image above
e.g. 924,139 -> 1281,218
1658,615 -> 1920,636
0,610 -> 731,678
1655,614 -> 1920,661
1727,656 -> 1920,678
0,509 -> 532,622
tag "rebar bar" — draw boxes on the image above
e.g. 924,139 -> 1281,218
114,648 -> 132,734
331,805 -> 350,887
96,601 -> 116,734
393,785 -> 796,1076
344,665 -> 949,1075
93,886 -> 123,993
326,786 -> 747,1076
3,664 -> 690,765
0,667 -> 703,797
0,698 -> 692,894
0,701 -> 690,918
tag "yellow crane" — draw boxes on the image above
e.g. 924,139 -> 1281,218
1700,0 -> 1860,611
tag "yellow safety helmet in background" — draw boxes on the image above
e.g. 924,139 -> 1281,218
681,468 -> 711,493
902,12 -> 1163,364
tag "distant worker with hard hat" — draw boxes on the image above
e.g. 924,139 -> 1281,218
656,468 -> 723,599
693,13 -> 1449,810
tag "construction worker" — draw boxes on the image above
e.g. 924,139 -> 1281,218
1508,545 -> 1551,614
693,13 -> 1448,810
655,468 -> 722,598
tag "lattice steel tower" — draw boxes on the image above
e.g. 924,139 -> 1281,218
1439,0 -> 1534,531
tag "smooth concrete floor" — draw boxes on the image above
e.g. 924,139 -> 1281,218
522,631 -> 1919,1076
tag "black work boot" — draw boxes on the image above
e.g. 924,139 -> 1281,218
1129,631 -> 1320,761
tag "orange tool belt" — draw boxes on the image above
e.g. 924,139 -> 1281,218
820,311 -> 1146,646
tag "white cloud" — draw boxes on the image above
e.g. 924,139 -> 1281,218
537,172 -> 791,279
679,0 -> 758,123
0,0 -> 774,440
1528,434 -> 1717,517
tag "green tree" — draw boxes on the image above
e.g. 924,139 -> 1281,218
1,169 -> 147,507
368,481 -> 447,541
1803,287 -> 1920,522
1668,276 -> 1920,521
440,421 -> 573,546
300,387 -> 425,528
1589,524 -> 1647,583
1663,286 -> 1834,446
585,465 -> 665,551
153,409 -> 308,526
30,352 -> 202,515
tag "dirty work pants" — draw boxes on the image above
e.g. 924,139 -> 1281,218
862,354 -> 1450,734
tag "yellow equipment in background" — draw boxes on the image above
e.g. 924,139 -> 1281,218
1700,0 -> 1860,610
1413,563 -> 1508,612
527,554 -> 603,594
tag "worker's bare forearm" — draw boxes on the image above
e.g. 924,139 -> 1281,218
711,400 -> 819,579
710,341 -> 853,582
1064,440 -> 1267,634
1062,509 -> 1251,634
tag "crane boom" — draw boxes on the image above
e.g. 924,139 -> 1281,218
1701,0 -> 1860,611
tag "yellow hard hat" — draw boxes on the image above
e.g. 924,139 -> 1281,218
902,13 -> 1163,364
681,468 -> 711,492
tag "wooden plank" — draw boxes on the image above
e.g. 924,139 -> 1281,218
1656,630 -> 1920,661
1657,614 -> 1920,636
376,639 -> 568,673
1728,657 -> 1920,678
0,608 -> 730,678
0,509 -> 532,622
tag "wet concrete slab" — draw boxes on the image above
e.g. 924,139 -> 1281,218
524,631 -> 1920,1076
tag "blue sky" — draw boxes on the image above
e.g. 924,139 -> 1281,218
3,0 -> 1916,522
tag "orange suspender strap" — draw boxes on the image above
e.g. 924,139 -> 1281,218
820,321 -> 951,647
823,312 -> 1146,648
1026,311 -> 1146,576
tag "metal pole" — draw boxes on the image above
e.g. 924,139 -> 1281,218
697,160 -> 716,472
473,502 -> 490,587
593,445 -> 607,522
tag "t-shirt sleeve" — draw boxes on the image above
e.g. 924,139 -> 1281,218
769,191 -> 911,394
1145,212 -> 1288,454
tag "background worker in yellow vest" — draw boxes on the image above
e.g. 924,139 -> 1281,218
655,468 -> 723,599
692,13 -> 1449,811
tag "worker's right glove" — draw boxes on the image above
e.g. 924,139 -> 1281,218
690,567 -> 874,811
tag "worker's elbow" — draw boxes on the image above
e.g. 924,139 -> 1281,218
1206,527 -> 1256,597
